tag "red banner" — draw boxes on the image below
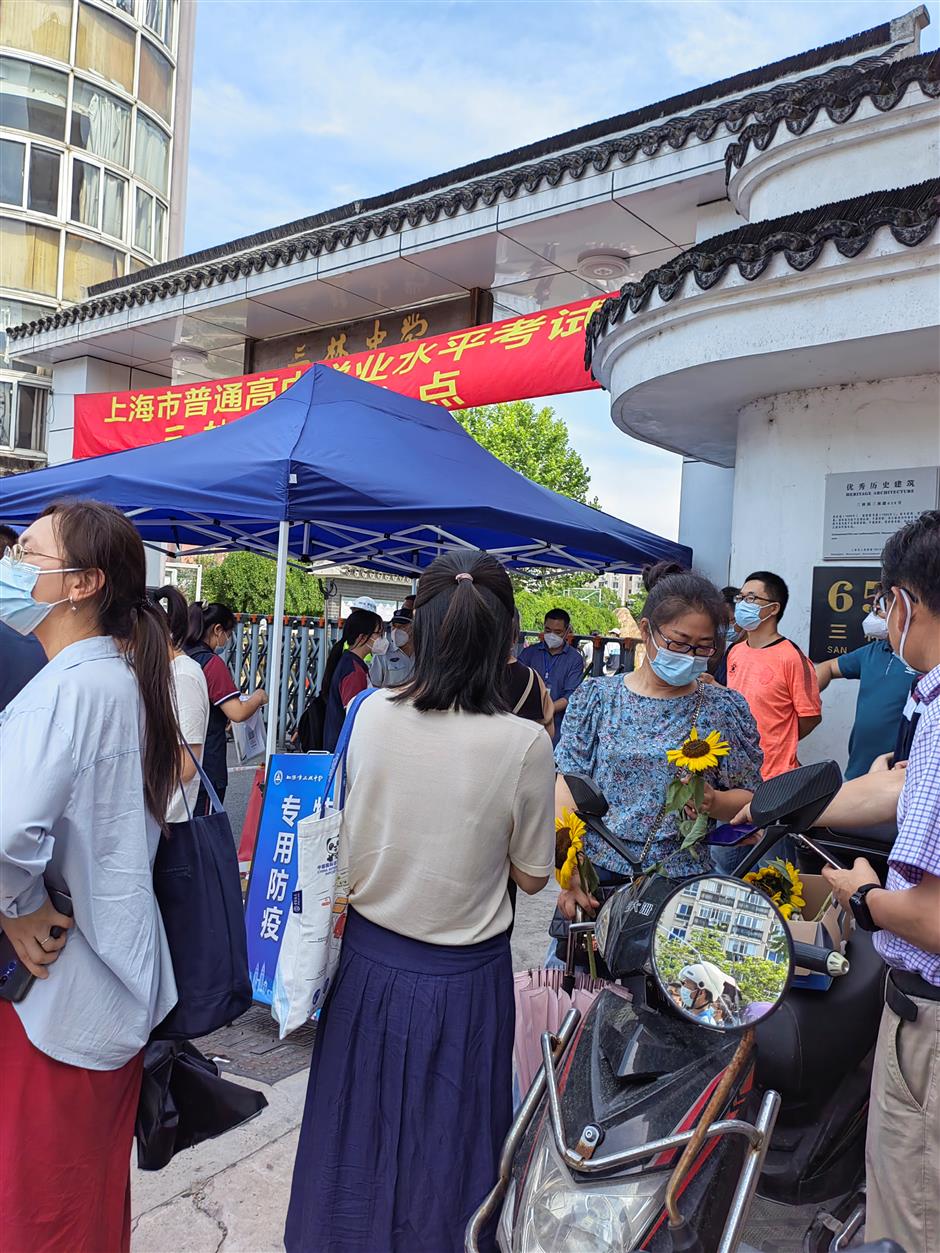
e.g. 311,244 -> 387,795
72,295 -> 609,459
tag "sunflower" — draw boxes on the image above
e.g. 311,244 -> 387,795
666,727 -> 730,774
744,859 -> 806,919
555,809 -> 586,889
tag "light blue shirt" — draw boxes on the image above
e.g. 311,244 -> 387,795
0,636 -> 177,1069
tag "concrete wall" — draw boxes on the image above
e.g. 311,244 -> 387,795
46,358 -> 168,467
729,372 -> 940,770
679,459 -> 735,587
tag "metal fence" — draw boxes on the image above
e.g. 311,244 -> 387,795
222,617 -> 637,750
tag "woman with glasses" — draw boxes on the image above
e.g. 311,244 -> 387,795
554,562 -> 764,921
0,502 -> 179,1253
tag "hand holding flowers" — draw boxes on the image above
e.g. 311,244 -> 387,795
663,727 -> 731,850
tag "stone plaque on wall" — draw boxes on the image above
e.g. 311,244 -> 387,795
249,293 -> 491,373
823,466 -> 940,560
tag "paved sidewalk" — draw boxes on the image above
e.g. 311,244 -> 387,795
131,885 -> 557,1251
130,881 -> 817,1252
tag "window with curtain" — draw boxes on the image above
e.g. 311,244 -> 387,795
143,0 -> 172,45
102,171 -> 125,238
28,147 -> 60,216
0,217 -> 60,297
0,297 -> 54,368
70,80 -> 132,166
76,3 -> 136,93
0,137 -> 25,206
133,114 -> 169,193
0,57 -> 69,141
134,185 -> 153,253
64,232 -> 124,300
0,0 -> 72,63
71,158 -> 100,228
153,198 -> 166,259
139,39 -> 173,122
0,382 -> 12,446
15,384 -> 49,452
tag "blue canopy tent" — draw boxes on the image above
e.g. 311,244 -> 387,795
1,365 -> 690,754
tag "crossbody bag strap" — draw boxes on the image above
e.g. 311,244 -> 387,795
181,741 -> 224,816
512,667 -> 536,715
323,687 -> 377,812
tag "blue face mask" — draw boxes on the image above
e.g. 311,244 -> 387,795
649,633 -> 709,687
734,600 -> 766,632
679,986 -> 695,1008
724,624 -> 738,643
0,552 -> 77,636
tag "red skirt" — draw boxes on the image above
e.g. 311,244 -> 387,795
0,1001 -> 144,1253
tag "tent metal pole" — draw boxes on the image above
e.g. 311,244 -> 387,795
265,520 -> 290,766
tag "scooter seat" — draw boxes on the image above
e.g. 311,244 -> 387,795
754,929 -> 885,1106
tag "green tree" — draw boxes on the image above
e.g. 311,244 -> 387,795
455,401 -> 596,504
627,589 -> 648,621
200,552 -> 325,617
514,588 -> 618,637
655,927 -> 788,1007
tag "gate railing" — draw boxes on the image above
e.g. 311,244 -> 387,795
222,619 -> 636,751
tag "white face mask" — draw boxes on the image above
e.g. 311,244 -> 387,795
370,635 -> 389,657
543,631 -> 565,650
391,628 -> 409,649
862,612 -> 889,641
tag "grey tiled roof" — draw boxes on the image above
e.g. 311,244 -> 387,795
585,179 -> 940,364
5,14 -> 919,343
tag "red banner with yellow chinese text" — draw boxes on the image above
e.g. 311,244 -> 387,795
72,295 -> 609,459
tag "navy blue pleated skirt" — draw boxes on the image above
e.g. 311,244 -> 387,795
284,909 -> 514,1253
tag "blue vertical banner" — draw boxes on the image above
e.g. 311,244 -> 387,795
244,752 -> 333,1004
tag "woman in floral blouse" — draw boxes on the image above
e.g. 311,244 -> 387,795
554,563 -> 764,921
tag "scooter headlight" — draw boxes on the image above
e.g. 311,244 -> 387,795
506,1125 -> 668,1253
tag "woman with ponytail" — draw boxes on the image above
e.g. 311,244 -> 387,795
0,500 -> 180,1252
184,599 -> 267,812
155,584 -> 210,824
319,605 -> 383,752
285,551 -> 555,1253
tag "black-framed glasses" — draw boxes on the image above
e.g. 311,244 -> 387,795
655,626 -> 718,658
733,592 -> 774,605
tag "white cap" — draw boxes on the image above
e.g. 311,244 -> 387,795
348,596 -> 378,613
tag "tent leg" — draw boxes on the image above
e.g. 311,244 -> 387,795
264,520 -> 290,767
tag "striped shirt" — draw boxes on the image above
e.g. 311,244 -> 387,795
874,662 -> 940,985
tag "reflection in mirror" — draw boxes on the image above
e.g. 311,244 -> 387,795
651,876 -> 792,1031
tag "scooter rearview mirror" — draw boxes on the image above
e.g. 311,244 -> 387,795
650,874 -> 794,1032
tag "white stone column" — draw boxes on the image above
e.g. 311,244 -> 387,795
678,459 -> 735,587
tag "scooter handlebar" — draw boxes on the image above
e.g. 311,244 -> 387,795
791,940 -> 850,977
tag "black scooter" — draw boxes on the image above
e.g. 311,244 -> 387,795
466,762 -> 896,1253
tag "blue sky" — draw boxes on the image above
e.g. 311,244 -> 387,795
184,0 -> 937,539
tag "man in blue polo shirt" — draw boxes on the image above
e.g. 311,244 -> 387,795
815,602 -> 917,779
517,608 -> 584,744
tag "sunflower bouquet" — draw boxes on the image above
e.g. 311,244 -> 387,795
555,809 -> 600,976
663,726 -> 731,850
744,859 -> 806,920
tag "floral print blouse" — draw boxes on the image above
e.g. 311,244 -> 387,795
554,676 -> 764,878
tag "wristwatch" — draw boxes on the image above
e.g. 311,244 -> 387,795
849,883 -> 882,932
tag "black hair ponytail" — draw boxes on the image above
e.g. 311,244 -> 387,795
42,500 -> 180,824
154,583 -> 189,649
184,600 -> 236,650
319,608 -> 382,699
396,550 -> 514,713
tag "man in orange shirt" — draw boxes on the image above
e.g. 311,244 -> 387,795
727,570 -> 822,779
